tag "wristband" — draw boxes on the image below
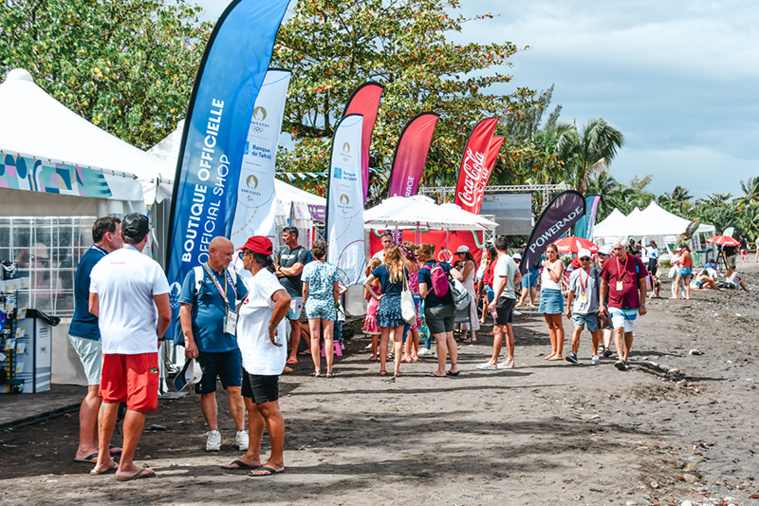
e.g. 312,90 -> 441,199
269,322 -> 278,329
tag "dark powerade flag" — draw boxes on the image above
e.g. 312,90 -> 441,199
342,82 -> 384,204
454,117 -> 499,213
521,190 -> 586,275
166,0 -> 291,337
386,112 -> 439,198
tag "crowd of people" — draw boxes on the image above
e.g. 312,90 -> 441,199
66,215 -> 751,480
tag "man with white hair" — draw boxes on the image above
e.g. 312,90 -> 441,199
598,241 -> 648,371
565,248 -> 602,365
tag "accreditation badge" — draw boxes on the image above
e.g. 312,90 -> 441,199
616,281 -> 624,292
224,311 -> 238,335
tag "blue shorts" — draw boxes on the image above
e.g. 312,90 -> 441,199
305,297 -> 336,321
609,307 -> 638,333
571,313 -> 599,332
521,272 -> 538,288
678,266 -> 692,277
484,285 -> 494,303
195,349 -> 243,394
539,288 -> 564,315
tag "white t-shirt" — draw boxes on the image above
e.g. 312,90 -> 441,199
494,254 -> 518,299
90,246 -> 170,354
237,268 -> 288,376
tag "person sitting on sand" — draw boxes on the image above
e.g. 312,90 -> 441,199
722,267 -> 749,292
692,269 -> 722,291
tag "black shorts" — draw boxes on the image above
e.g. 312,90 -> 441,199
195,349 -> 243,394
494,297 -> 516,325
241,370 -> 279,404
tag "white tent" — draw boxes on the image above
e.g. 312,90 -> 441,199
149,124 -> 326,236
364,195 -> 498,231
0,68 -> 164,210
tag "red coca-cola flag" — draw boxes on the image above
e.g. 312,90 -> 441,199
472,135 -> 505,214
453,117 -> 499,213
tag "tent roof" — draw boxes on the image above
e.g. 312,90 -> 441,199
594,202 -> 715,239
364,195 -> 498,231
0,68 -> 166,202
148,123 -> 326,210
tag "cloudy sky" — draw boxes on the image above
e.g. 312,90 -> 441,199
196,0 -> 758,199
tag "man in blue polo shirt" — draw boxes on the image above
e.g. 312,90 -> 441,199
69,216 -> 123,464
179,236 -> 249,451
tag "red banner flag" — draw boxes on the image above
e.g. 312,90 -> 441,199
472,135 -> 505,214
342,82 -> 384,204
453,117 -> 499,213
387,112 -> 439,198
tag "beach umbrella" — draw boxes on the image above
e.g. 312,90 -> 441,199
553,236 -> 599,254
706,235 -> 740,247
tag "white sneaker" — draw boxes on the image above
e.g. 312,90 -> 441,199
512,310 -> 522,316
205,430 -> 221,451
418,348 -> 433,356
236,430 -> 249,451
591,355 -> 600,365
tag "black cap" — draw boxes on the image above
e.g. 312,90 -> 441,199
122,213 -> 149,240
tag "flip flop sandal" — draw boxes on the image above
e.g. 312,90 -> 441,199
115,468 -> 155,481
74,453 -> 99,463
250,466 -> 284,477
222,460 -> 258,470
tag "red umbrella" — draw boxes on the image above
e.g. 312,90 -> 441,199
552,237 -> 599,254
706,235 -> 740,247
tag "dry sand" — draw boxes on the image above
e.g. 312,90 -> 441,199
1,263 -> 758,505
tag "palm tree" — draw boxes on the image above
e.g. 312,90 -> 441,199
735,177 -> 759,210
658,185 -> 693,217
586,171 -> 621,220
554,118 -> 624,194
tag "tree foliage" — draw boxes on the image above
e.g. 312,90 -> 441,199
271,0 -> 541,200
0,0 -> 210,149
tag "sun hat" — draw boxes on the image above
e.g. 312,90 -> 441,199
455,245 -> 470,254
237,236 -> 273,255
513,252 -> 522,260
578,248 -> 592,259
598,245 -> 612,255
173,358 -> 202,392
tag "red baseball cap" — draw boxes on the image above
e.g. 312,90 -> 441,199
237,236 -> 273,255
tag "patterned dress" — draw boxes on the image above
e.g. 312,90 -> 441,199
408,271 -> 422,330
362,284 -> 382,336
302,260 -> 339,321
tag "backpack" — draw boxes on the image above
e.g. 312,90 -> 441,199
449,277 -> 471,311
173,265 -> 240,346
429,262 -> 450,297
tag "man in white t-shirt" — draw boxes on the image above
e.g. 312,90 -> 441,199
88,213 -> 171,480
371,231 -> 394,261
477,235 -> 521,370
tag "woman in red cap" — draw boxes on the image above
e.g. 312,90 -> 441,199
222,236 -> 290,477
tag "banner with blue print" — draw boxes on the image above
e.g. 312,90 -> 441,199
166,0 -> 291,343
229,69 -> 291,249
326,114 -> 365,287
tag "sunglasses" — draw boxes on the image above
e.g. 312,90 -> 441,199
598,253 -> 609,257
238,250 -> 250,259
579,257 -> 591,261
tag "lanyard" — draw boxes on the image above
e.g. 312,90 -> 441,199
123,244 -> 139,252
203,263 -> 231,309
615,254 -> 628,282
578,268 -> 589,292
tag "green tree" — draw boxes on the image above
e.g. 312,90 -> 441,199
271,0 -> 539,201
658,185 -> 693,217
0,0 -> 210,149
554,118 -> 624,194
734,177 -> 759,211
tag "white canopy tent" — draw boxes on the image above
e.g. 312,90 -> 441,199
364,195 -> 498,231
0,68 -> 163,210
149,123 -> 327,250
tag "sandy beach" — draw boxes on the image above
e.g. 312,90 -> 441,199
1,263 -> 757,505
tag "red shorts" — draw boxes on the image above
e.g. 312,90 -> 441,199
99,353 -> 159,413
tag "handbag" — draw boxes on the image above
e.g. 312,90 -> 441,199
401,273 -> 417,324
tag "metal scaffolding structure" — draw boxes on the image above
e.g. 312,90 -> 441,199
419,183 -> 572,210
